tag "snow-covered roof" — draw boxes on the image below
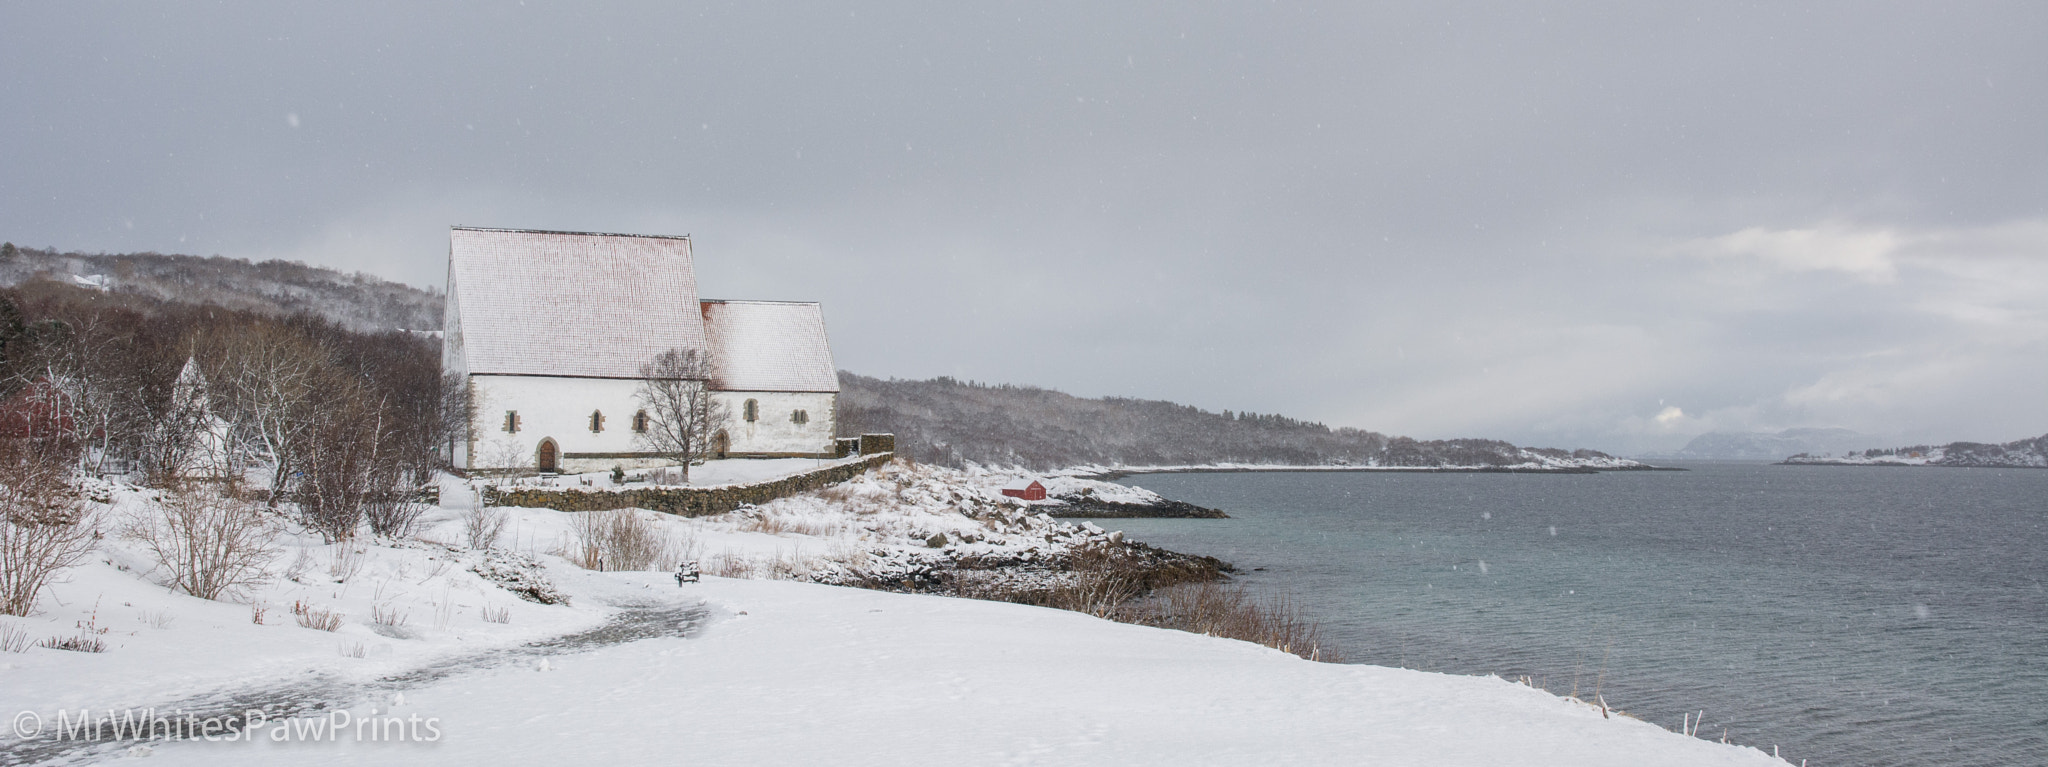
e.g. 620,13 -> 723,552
701,300 -> 839,392
447,227 -> 707,379
1000,479 -> 1044,491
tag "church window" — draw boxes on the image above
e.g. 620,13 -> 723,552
744,399 -> 759,422
791,409 -> 809,425
589,410 -> 605,433
504,411 -> 520,433
633,410 -> 649,432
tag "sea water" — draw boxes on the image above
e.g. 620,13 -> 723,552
1099,462 -> 2047,767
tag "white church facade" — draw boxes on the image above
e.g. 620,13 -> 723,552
442,227 -> 840,473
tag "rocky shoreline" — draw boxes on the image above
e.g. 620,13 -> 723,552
1038,497 -> 1230,518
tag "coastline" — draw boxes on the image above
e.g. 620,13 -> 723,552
1776,460 -> 2046,469
1079,463 -> 1683,481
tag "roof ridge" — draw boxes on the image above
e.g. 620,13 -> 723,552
701,298 -> 822,305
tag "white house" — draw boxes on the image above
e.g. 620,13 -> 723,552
443,227 -> 840,473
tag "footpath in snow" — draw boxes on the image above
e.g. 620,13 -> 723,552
0,462 -> 1789,766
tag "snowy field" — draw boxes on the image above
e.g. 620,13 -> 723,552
0,466 -> 1789,766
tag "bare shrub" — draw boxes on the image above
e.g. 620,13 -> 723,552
740,511 -> 839,537
120,486 -> 279,601
339,641 -> 365,658
1,622 -> 31,652
0,510 -> 97,617
362,491 -> 427,539
41,633 -> 105,653
42,603 -> 109,653
739,514 -> 793,535
327,544 -> 366,582
464,503 -> 508,550
293,600 -> 343,631
140,610 -> 174,629
1137,582 -> 1335,662
566,509 -> 693,572
707,551 -> 753,579
0,435 -> 97,616
1044,568 -> 1146,619
480,605 -> 510,624
764,549 -> 816,580
699,549 -> 826,582
371,603 -> 408,627
284,547 -> 314,581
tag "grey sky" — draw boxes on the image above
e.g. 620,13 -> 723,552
5,2 -> 2044,454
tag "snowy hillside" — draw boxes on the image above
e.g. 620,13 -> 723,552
0,243 -> 442,332
1782,432 -> 2048,468
2,467 -> 1786,766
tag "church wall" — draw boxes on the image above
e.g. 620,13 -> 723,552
467,375 -> 647,471
464,376 -> 840,470
712,391 -> 837,457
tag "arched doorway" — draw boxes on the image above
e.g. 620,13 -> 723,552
712,430 -> 730,460
536,438 -> 559,473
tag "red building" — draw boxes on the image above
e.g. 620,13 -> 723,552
999,479 -> 1047,501
0,379 -> 77,443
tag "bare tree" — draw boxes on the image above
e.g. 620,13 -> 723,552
633,348 -> 726,482
194,322 -> 327,501
439,371 -> 473,468
3,314 -> 134,475
134,357 -> 218,486
292,374 -> 385,542
463,502 -> 508,550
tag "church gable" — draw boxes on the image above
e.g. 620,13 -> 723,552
447,227 -> 705,379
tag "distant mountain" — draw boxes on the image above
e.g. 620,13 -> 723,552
0,242 -> 441,332
837,373 -> 1646,471
1658,428 -> 1876,461
1783,433 -> 2048,468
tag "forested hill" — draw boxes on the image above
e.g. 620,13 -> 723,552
0,242 -> 441,332
835,372 -> 1638,471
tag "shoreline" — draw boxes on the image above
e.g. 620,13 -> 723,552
1775,460 -> 2045,469
1080,463 -> 1683,481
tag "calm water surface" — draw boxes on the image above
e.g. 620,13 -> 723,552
1100,463 -> 2047,767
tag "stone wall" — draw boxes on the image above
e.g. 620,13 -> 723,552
481,452 -> 893,517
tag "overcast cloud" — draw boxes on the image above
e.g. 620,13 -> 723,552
4,2 -> 2044,454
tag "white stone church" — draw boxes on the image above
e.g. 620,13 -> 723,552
443,227 -> 840,473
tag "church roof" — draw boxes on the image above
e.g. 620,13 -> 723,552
447,227 -> 706,379
701,300 -> 840,393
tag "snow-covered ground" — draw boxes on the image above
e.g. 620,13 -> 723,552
1,465 -> 1787,765
960,466 -> 1174,507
